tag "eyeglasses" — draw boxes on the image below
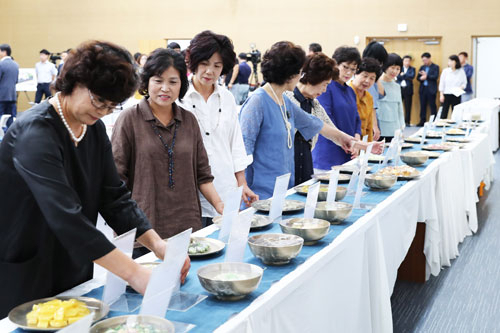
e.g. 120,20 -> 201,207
88,89 -> 118,113
340,63 -> 357,74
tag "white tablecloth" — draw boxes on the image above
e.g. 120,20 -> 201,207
0,134 -> 495,333
452,98 -> 500,151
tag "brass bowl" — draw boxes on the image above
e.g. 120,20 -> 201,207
314,202 -> 353,224
248,233 -> 304,265
280,218 -> 330,245
364,174 -> 398,190
400,151 -> 429,166
197,262 -> 263,300
90,315 -> 174,333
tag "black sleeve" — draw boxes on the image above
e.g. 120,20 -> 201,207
99,129 -> 152,238
12,119 -> 116,264
428,65 -> 440,81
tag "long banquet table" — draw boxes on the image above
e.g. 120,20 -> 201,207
1,116 -> 496,333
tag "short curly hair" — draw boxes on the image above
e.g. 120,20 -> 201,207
356,57 -> 382,81
261,41 -> 306,85
332,46 -> 361,67
55,41 -> 138,103
138,48 -> 189,100
186,30 -> 236,76
300,53 -> 338,85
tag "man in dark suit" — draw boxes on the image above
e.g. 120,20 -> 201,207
397,55 -> 416,125
0,44 -> 19,129
417,52 -> 439,126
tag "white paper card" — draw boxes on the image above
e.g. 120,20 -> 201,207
269,173 -> 291,223
382,137 -> 396,168
304,181 -> 320,219
58,313 -> 93,333
434,108 -> 442,123
420,123 -> 429,145
354,144 -> 373,208
326,169 -> 340,203
346,168 -> 359,196
218,186 -> 244,242
102,228 -> 136,305
225,209 -> 254,262
140,228 -> 192,317
94,215 -> 115,278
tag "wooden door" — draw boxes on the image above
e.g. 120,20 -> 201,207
367,37 -> 442,125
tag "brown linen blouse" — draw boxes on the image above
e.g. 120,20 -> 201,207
112,98 -> 214,238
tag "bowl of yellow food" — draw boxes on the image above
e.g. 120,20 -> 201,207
9,297 -> 109,331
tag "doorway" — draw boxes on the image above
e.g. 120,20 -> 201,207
366,37 -> 443,125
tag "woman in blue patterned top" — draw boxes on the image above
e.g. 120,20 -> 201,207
240,42 -> 383,199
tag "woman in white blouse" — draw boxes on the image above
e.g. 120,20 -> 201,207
439,55 -> 467,119
178,30 -> 258,226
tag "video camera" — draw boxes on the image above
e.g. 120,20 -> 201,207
49,52 -> 62,64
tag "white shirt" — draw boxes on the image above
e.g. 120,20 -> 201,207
439,67 -> 467,94
35,61 -> 57,83
178,81 -> 250,217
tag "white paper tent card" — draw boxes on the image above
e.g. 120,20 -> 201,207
140,228 -> 192,318
218,186 -> 243,243
269,173 -> 291,224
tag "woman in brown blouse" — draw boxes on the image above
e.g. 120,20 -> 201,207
112,48 -> 224,256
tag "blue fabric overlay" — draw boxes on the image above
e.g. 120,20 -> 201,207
12,131 -> 455,332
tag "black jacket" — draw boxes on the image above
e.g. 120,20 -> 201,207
397,66 -> 415,94
417,63 -> 440,94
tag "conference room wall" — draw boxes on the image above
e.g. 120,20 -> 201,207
1,0 -> 499,110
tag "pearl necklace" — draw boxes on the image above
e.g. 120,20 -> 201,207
55,92 -> 87,146
267,84 -> 292,149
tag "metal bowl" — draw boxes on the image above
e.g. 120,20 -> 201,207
251,199 -> 305,213
280,218 -> 330,245
400,151 -> 429,166
9,296 -> 109,331
197,262 -> 263,300
314,202 -> 353,224
364,174 -> 398,190
90,315 -> 174,333
247,233 -> 304,265
213,214 -> 272,231
293,184 -> 347,201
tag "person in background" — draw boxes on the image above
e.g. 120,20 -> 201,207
167,42 -> 181,53
438,55 -> 467,119
308,43 -> 322,55
240,42 -> 382,198
227,52 -> 251,105
284,52 -> 339,185
112,48 -> 224,256
0,43 -> 19,129
378,53 -> 405,141
417,52 -> 440,126
459,51 -> 474,102
0,41 -> 189,317
362,41 -> 388,141
57,49 -> 70,75
349,57 -> 382,142
313,46 -> 362,171
138,54 -> 147,68
397,55 -> 416,125
35,49 -> 57,103
178,31 -> 257,226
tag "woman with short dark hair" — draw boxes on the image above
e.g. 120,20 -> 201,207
439,54 -> 467,119
349,57 -> 382,142
240,42 -> 382,198
112,48 -> 224,255
284,52 -> 339,185
178,30 -> 258,226
378,53 -> 405,141
312,46 -> 363,171
0,41 -> 189,317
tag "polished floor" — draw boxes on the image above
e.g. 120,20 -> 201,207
391,150 -> 500,332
